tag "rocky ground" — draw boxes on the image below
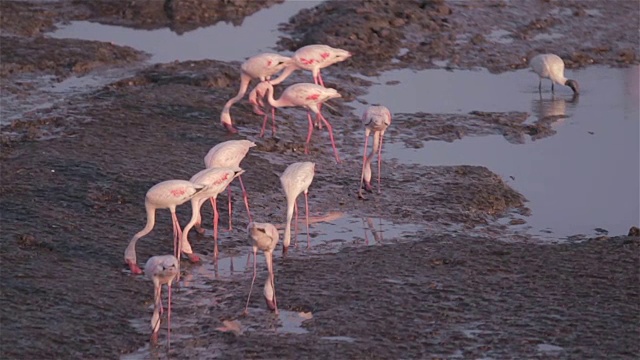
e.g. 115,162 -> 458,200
0,0 -> 638,359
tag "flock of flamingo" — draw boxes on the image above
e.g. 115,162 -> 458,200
124,43 -> 579,347
124,44 -> 393,347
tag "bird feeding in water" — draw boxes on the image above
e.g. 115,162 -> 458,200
145,255 -> 179,347
182,167 -> 245,260
220,53 -> 291,133
244,222 -> 280,314
280,162 -> 315,255
202,140 -> 256,231
529,54 -> 579,95
250,81 -> 342,163
269,44 -> 352,87
358,105 -> 392,199
124,180 -> 205,274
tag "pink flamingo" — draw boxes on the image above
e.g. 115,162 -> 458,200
145,255 -> 179,347
124,180 -> 205,274
182,167 -> 245,259
269,44 -> 352,87
280,162 -> 315,255
220,53 -> 291,133
256,45 -> 351,131
200,140 -> 256,232
244,222 -> 279,314
358,105 -> 392,198
251,81 -> 342,163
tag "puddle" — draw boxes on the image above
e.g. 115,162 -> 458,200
8,0 -> 323,126
532,33 -> 564,41
321,336 -> 356,343
1,68 -> 136,125
276,310 -> 311,334
48,0 -> 324,64
295,215 -> 423,252
357,66 -> 639,240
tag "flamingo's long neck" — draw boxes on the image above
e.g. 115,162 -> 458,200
264,84 -> 286,109
223,72 -> 253,112
124,201 -> 156,264
363,131 -> 380,183
283,194 -> 296,249
151,281 -> 162,333
263,251 -> 277,311
178,197 -> 203,256
269,64 -> 297,86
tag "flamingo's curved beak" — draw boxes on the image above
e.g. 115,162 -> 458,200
265,296 -> 277,311
282,245 -> 288,256
223,122 -> 239,134
127,260 -> 143,275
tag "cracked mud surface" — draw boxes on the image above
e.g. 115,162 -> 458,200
1,0 -> 638,359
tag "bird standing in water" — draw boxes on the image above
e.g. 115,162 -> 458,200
220,53 -> 291,133
244,222 -> 280,314
280,162 -> 315,255
269,44 -> 352,87
358,105 -> 392,199
182,167 -> 245,260
250,81 -> 342,163
202,140 -> 256,231
529,54 -> 579,94
124,180 -> 205,274
145,255 -> 179,347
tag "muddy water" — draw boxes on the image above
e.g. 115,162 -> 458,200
49,0 -> 323,63
358,65 -> 640,240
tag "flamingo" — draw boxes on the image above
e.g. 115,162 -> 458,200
145,254 -> 179,347
251,81 -> 342,163
269,44 -> 352,87
220,53 -> 291,133
529,54 -> 579,94
181,167 -> 245,259
124,180 -> 205,275
358,105 -> 392,199
200,140 -> 256,232
244,222 -> 279,314
280,162 -> 315,255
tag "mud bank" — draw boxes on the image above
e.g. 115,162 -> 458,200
1,0 -> 638,359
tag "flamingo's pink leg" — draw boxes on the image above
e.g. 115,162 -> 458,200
227,186 -> 233,231
271,107 -> 277,136
377,132 -> 384,193
244,248 -> 258,314
318,113 -> 341,163
260,113 -> 268,138
318,72 -> 325,87
171,211 -> 179,259
294,201 -> 299,247
359,133 -> 369,193
305,112 -> 314,154
210,197 -> 219,259
304,190 -> 311,249
238,176 -> 252,223
167,284 -> 172,349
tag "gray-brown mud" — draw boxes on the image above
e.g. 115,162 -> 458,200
1,1 -> 638,359
278,0 -> 639,75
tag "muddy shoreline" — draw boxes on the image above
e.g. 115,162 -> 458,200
1,0 -> 638,359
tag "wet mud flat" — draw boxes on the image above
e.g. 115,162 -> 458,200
1,0 -> 639,359
169,235 -> 639,360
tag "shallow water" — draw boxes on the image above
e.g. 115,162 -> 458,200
357,65 -> 640,239
48,0 -> 324,63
